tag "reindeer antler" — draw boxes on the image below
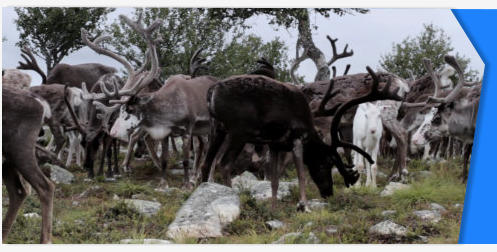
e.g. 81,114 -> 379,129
321,67 -> 403,186
189,47 -> 209,78
17,46 -> 47,84
428,55 -> 467,104
326,35 -> 354,67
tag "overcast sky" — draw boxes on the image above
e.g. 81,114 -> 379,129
1,7 -> 484,85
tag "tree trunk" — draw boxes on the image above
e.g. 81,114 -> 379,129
297,9 -> 330,82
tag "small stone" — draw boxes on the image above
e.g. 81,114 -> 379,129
155,187 -> 180,194
307,199 -> 329,211
453,203 -> 463,209
131,193 -> 146,200
369,220 -> 407,237
381,210 -> 397,216
430,203 -> 447,213
325,226 -> 338,235
413,210 -> 442,223
113,194 -> 120,200
44,163 -> 75,184
72,201 -> 80,207
23,212 -> 40,218
266,220 -> 285,230
105,177 -> 116,182
74,219 -> 84,225
380,182 -> 411,197
272,232 -> 302,244
124,199 -> 162,217
304,221 -> 314,228
377,171 -> 388,178
306,232 -> 320,244
418,235 -> 429,243
120,239 -> 173,244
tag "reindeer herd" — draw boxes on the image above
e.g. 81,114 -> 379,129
2,14 -> 481,243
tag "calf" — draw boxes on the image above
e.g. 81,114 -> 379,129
353,102 -> 383,187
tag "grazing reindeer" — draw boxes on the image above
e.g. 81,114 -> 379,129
2,86 -> 55,243
200,66 -> 403,209
81,14 -> 217,188
409,56 -> 481,182
353,102 -> 383,188
2,69 -> 31,90
17,46 -> 116,90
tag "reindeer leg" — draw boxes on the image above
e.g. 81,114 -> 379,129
268,148 -> 281,210
218,135 -> 245,187
12,152 -> 55,243
112,140 -> 120,176
98,136 -> 111,177
144,135 -> 162,172
209,137 -> 229,182
122,129 -> 145,173
199,122 -> 227,183
462,143 -> 472,183
383,119 -> 408,182
157,137 -> 169,190
181,134 -> 193,189
292,139 -> 309,211
2,165 -> 28,242
105,137 -> 113,178
171,136 -> 179,157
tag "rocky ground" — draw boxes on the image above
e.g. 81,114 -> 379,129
2,154 -> 466,244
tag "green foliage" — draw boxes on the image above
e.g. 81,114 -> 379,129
107,8 -> 291,81
15,7 -> 113,72
380,23 -> 479,81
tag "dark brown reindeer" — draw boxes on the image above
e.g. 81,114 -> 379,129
2,86 -> 55,243
17,46 -> 116,90
199,66 -> 403,209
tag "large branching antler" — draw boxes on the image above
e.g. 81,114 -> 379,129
63,86 -> 88,139
427,55 -> 467,104
326,67 -> 403,178
326,35 -> 354,67
290,41 -> 309,85
17,46 -> 47,84
80,14 -> 163,101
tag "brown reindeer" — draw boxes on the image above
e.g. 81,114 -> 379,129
199,66 -> 404,209
2,86 -> 55,243
17,46 -> 116,90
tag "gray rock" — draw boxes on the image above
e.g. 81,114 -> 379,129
304,221 -> 314,228
307,199 -> 329,211
166,182 -> 240,239
272,232 -> 302,244
155,187 -> 181,194
454,203 -> 463,209
306,232 -> 320,244
380,182 -> 411,197
44,163 -> 74,184
413,210 -> 441,223
411,170 -> 433,180
231,171 -> 298,200
131,193 -> 147,200
23,212 -> 40,218
78,185 -> 101,199
120,239 -> 173,244
72,201 -> 80,207
369,220 -> 407,237
430,203 -> 447,213
124,199 -> 162,217
266,220 -> 285,230
377,171 -> 388,178
381,210 -> 397,216
113,194 -> 120,200
325,226 -> 338,235
418,235 -> 429,243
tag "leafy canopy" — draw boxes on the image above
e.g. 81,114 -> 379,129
380,23 -> 479,81
15,7 -> 113,72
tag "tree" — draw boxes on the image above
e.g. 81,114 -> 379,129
107,8 -> 291,81
209,35 -> 291,82
380,23 -> 479,81
208,8 -> 369,81
15,7 -> 113,73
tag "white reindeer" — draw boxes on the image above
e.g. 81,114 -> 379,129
353,102 -> 383,187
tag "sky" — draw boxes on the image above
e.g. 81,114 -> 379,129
1,7 -> 484,85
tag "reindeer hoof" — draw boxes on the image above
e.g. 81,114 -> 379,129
296,202 -> 311,213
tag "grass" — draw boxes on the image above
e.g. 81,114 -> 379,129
2,155 -> 466,244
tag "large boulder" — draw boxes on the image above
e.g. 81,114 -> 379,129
166,182 -> 240,240
44,163 -> 74,184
